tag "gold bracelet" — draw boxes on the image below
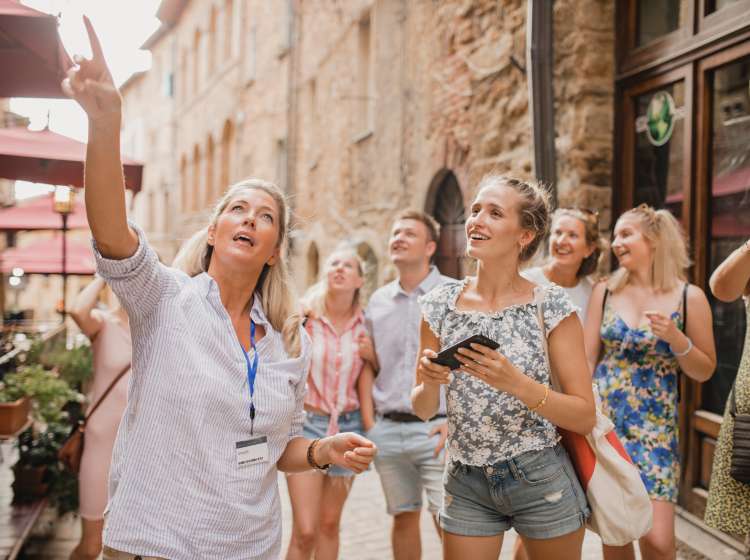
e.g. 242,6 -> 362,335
528,384 -> 550,413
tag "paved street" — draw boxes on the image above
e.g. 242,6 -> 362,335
17,461 -> 745,559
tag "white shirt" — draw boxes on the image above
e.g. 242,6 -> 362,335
365,266 -> 449,415
521,266 -> 592,323
94,223 -> 310,560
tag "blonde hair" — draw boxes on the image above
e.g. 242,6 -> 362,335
608,203 -> 690,293
474,174 -> 551,263
302,247 -> 365,319
551,208 -> 605,278
172,178 -> 303,357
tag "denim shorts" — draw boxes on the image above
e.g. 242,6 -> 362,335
440,443 -> 590,540
302,409 -> 363,477
366,417 -> 445,515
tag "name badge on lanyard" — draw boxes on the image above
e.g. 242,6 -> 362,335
236,436 -> 269,467
236,320 -> 268,465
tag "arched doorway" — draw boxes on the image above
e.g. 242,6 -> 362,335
425,170 -> 466,279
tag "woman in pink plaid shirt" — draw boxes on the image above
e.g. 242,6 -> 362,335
286,247 -> 377,560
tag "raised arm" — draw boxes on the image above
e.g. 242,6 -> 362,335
709,239 -> 750,302
62,16 -> 137,259
69,275 -> 106,338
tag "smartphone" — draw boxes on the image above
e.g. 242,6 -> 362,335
430,334 -> 500,370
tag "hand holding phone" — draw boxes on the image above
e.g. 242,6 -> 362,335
430,334 -> 500,371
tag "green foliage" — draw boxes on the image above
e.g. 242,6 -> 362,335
46,344 -> 93,389
2,332 -> 87,515
2,365 -> 81,425
16,426 -> 60,468
15,423 -> 79,514
0,372 -> 27,403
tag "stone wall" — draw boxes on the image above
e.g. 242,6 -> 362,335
122,0 -> 615,292
553,0 -> 615,229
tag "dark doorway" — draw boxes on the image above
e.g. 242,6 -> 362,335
426,170 -> 466,279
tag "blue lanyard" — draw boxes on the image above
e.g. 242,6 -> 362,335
240,320 -> 259,434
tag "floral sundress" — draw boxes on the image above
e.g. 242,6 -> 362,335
593,296 -> 684,502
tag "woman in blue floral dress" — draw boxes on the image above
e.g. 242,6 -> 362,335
584,204 -> 717,560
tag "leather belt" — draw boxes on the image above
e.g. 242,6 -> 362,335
382,412 -> 446,423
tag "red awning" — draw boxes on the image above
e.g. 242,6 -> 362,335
0,0 -> 73,98
665,165 -> 750,204
0,194 -> 88,231
0,127 -> 143,192
0,235 -> 95,275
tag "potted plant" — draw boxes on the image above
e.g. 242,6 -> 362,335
12,427 -> 55,501
5,365 -> 82,504
3,365 -> 80,426
0,373 -> 30,436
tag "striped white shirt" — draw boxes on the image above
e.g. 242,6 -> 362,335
94,223 -> 310,560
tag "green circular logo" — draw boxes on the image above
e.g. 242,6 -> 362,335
646,91 -> 675,147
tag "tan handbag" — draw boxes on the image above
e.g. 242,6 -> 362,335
534,290 -> 653,546
58,363 -> 130,473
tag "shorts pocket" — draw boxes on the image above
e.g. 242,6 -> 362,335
516,448 -> 564,485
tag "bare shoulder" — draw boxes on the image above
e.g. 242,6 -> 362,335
686,283 -> 709,305
589,280 -> 607,303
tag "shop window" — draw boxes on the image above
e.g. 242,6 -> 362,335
636,0 -> 688,46
704,55 -> 750,414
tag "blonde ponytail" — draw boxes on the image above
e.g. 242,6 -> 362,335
172,227 -> 210,275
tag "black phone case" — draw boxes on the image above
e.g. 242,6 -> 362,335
431,334 -> 500,370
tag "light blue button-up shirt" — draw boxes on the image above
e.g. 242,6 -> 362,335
365,266 -> 449,415
94,224 -> 310,560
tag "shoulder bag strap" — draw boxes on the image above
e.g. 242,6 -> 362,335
82,363 -> 131,426
601,288 -> 610,313
534,288 -> 561,392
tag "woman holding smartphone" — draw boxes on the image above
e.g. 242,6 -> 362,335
412,175 -> 595,560
63,18 -> 375,560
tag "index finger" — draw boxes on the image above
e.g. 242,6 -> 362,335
83,15 -> 105,61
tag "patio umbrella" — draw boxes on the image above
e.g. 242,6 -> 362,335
0,0 -> 73,98
0,235 -> 94,275
0,126 -> 143,192
0,194 -> 88,231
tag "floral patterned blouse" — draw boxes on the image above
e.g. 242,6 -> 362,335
419,279 -> 576,466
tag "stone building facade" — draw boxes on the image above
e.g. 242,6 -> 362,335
121,0 -> 614,295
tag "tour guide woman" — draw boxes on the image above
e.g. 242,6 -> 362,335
63,17 -> 376,560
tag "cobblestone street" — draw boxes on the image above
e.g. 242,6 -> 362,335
21,465 -> 747,559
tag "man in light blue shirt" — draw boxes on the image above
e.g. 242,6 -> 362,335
362,210 -> 450,560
